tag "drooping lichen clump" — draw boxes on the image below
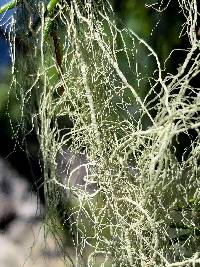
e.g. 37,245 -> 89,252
8,0 -> 200,266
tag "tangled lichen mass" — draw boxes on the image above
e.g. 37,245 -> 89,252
4,0 -> 200,266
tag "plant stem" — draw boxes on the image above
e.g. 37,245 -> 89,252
44,0 -> 60,38
0,0 -> 18,15
47,0 -> 59,14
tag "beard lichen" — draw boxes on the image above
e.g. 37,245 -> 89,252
9,0 -> 200,266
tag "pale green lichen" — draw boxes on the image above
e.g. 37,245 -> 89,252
9,0 -> 200,266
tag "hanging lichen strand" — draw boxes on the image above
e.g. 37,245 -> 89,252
10,0 -> 200,266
